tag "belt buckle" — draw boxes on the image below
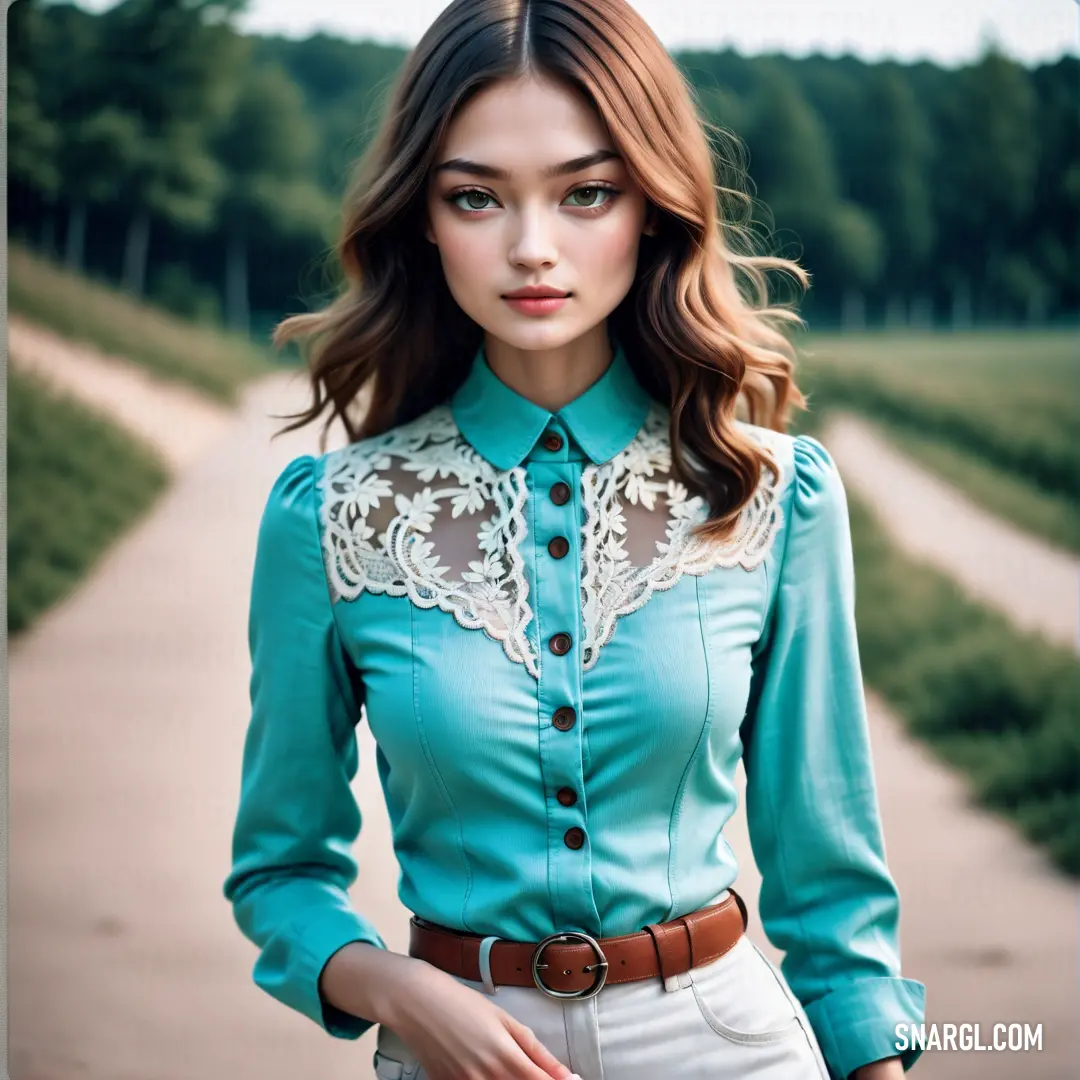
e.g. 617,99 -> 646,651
531,931 -> 608,999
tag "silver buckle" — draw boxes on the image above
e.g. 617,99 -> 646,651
531,931 -> 609,999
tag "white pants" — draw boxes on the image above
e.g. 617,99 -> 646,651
372,932 -> 831,1079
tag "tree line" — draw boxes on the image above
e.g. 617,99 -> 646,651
9,0 -> 1078,338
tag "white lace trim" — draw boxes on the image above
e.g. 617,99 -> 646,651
317,402 -> 784,678
580,404 -> 783,670
318,405 -> 539,675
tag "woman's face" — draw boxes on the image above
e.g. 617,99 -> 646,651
425,73 -> 651,353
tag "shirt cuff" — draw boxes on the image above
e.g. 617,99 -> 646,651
293,906 -> 389,1039
804,976 -> 927,1078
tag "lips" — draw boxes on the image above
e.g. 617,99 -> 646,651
503,287 -> 571,298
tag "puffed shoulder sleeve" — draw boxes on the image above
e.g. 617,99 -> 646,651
222,454 -> 387,1039
741,434 -> 926,1079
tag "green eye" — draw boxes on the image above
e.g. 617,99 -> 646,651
457,190 -> 496,211
566,186 -> 608,207
447,183 -> 620,214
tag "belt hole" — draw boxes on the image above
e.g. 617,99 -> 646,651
515,966 -> 522,972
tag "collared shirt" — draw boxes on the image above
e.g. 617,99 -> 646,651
224,340 -> 926,1078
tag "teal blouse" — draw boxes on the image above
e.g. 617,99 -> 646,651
223,341 -> 925,1079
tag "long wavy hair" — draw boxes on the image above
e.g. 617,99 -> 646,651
272,0 -> 809,545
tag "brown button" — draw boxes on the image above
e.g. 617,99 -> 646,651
542,431 -> 564,452
552,706 -> 576,731
548,536 -> 570,559
550,481 -> 571,505
556,787 -> 577,807
564,827 -> 585,850
549,632 -> 572,655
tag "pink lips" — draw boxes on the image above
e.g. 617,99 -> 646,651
503,289 -> 571,316
503,295 -> 570,315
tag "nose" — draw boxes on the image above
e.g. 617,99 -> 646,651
508,202 -> 559,269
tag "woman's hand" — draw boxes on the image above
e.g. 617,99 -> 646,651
385,961 -> 574,1080
852,1055 -> 904,1079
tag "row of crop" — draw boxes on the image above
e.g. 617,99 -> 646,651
846,489 -> 1079,872
8,367 -> 169,635
798,330 -> 1079,509
805,359 -> 1078,504
9,245 -> 274,404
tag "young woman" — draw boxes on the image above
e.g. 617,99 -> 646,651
223,1 -> 926,1078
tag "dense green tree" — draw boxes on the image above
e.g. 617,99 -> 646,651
252,34 -> 407,191
1028,58 -> 1080,317
8,0 -> 98,260
212,62 -> 337,333
740,64 -> 885,316
89,0 -> 250,295
7,8 -> 1077,330
7,0 -> 60,209
932,47 -> 1040,321
851,68 -> 934,286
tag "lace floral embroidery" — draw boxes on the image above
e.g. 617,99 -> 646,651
318,405 -> 539,675
318,402 -> 784,677
580,404 -> 783,669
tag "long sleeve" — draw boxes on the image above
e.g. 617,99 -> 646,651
741,434 -> 926,1079
223,454 -> 387,1039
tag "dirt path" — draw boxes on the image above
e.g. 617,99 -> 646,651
7,313 -> 235,472
9,368 -> 415,1080
7,344 -> 1077,1079
822,411 -> 1079,653
728,679 -> 1079,1080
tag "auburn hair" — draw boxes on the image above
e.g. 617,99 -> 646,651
272,0 -> 809,545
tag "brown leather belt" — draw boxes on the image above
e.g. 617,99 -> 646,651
408,889 -> 748,1000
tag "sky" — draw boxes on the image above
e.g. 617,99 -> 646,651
72,0 -> 1079,67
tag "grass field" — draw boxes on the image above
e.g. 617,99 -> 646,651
792,405 -> 1080,877
797,330 -> 1079,552
847,488 -> 1080,876
8,367 -> 169,636
8,243 -> 275,403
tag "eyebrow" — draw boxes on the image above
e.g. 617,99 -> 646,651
432,148 -> 622,181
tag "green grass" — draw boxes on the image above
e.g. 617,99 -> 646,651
8,243 -> 275,404
797,330 -> 1079,550
793,405 -> 1080,877
8,366 -> 169,635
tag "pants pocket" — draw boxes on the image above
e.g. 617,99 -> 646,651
373,1024 -> 424,1080
372,1052 -> 420,1080
686,937 -> 804,1045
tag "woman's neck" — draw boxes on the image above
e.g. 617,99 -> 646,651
483,326 -> 613,413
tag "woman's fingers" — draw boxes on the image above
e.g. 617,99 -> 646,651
504,1015 -> 575,1079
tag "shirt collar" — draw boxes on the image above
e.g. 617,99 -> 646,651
450,338 -> 654,471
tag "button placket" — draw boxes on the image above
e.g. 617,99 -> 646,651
528,454 -> 599,931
